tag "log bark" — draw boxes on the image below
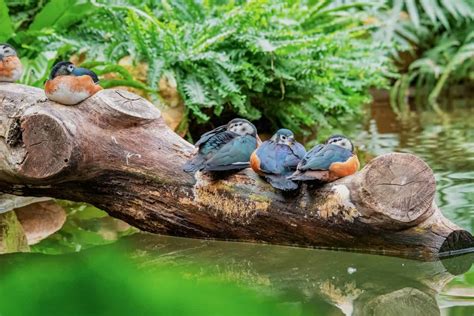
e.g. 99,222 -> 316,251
0,82 -> 472,260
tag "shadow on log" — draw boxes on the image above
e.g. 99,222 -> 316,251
0,83 -> 473,260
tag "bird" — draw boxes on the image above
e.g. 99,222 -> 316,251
288,135 -> 359,182
0,43 -> 23,82
183,118 -> 259,173
250,129 -> 306,191
44,61 -> 102,105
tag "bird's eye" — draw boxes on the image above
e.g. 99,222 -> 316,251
67,65 -> 74,72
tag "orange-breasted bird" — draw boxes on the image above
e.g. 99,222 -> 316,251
0,44 -> 23,82
251,129 -> 306,191
183,118 -> 260,173
45,61 -> 102,105
288,135 -> 359,182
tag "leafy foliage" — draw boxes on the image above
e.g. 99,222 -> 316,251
0,0 -> 14,41
348,0 -> 474,111
3,0 -> 391,136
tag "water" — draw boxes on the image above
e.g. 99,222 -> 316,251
2,99 -> 473,315
2,235 -> 473,315
354,100 -> 474,233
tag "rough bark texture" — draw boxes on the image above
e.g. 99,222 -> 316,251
0,83 -> 472,260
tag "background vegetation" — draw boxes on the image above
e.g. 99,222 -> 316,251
1,0 -> 472,136
1,0 -> 394,138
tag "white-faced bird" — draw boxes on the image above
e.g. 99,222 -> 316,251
45,61 -> 102,105
250,129 -> 306,191
183,118 -> 259,173
0,44 -> 23,82
288,135 -> 359,182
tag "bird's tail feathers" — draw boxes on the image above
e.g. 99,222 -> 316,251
265,175 -> 299,191
183,156 -> 205,173
287,170 -> 314,181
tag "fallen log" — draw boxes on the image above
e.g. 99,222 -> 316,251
0,82 -> 472,259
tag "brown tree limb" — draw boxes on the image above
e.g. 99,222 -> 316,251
0,83 -> 472,260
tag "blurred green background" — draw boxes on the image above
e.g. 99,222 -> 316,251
0,0 -> 473,315
1,0 -> 472,139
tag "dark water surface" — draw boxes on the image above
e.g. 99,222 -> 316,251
2,99 -> 473,315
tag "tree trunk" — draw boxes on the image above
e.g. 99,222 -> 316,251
0,83 -> 472,259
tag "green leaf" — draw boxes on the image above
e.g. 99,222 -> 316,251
405,0 -> 420,28
419,0 -> 438,24
0,0 -> 14,41
183,75 -> 207,105
29,0 -> 94,31
432,0 -> 450,29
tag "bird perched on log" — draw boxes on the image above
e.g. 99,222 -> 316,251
183,118 -> 259,173
250,129 -> 306,191
0,44 -> 23,82
45,61 -> 102,105
288,135 -> 359,182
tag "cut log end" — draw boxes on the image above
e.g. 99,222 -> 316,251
358,153 -> 436,226
19,114 -> 73,180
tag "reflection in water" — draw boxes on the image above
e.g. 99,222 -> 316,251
354,101 -> 474,233
125,235 -> 474,316
5,234 -> 474,316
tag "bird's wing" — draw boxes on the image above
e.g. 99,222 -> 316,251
198,130 -> 238,156
195,125 -> 228,148
183,130 -> 237,173
255,141 -> 279,173
205,135 -> 257,170
299,144 -> 352,171
284,143 -> 306,168
72,67 -> 100,83
297,144 -> 323,169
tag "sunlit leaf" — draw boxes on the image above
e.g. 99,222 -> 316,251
0,0 -> 14,41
